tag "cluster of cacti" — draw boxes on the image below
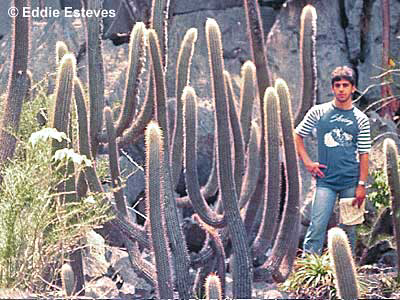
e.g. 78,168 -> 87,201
328,227 -> 360,300
0,0 -> 320,297
383,138 -> 400,281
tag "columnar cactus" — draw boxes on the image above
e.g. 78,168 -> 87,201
265,79 -> 301,281
183,86 -> 225,228
171,28 -> 198,188
239,61 -> 257,148
252,87 -> 281,254
56,41 -> 69,65
147,28 -> 192,299
104,107 -> 129,218
206,18 -> 252,298
224,71 -> 245,198
61,263 -> 76,296
205,273 -> 223,300
114,22 -> 146,137
328,227 -> 360,300
0,0 -> 31,176
82,0 -> 105,157
295,4 -> 317,127
145,122 -> 174,299
384,138 -> 400,281
51,54 -> 76,154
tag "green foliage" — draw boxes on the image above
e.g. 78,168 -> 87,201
367,170 -> 390,210
0,129 -> 110,290
280,252 -> 336,299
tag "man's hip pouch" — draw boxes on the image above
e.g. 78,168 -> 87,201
339,197 -> 365,225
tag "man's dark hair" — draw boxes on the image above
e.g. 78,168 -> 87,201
331,66 -> 355,86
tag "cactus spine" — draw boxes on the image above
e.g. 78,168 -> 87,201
145,122 -> 174,299
295,4 -> 317,127
384,138 -> 400,281
205,273 -> 223,300
56,41 -> 69,65
206,18 -> 252,298
61,263 -> 76,296
328,227 -> 360,300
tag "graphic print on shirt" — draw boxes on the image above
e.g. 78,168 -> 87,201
324,128 -> 353,147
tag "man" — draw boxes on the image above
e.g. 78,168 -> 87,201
295,66 -> 371,255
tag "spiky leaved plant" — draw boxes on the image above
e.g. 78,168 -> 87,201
328,227 -> 360,300
384,138 -> 400,281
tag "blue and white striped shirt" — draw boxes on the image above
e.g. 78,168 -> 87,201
295,102 -> 371,190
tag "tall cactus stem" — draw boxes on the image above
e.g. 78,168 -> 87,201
73,77 -> 103,193
147,28 -> 192,299
145,121 -> 174,299
252,87 -> 281,255
264,79 -> 301,281
115,22 -> 146,137
224,71 -> 245,198
183,86 -> 225,228
0,0 -> 31,175
294,4 -> 317,127
206,18 -> 252,298
51,54 -> 76,154
150,0 -> 170,69
239,60 -> 257,148
171,28 -> 198,188
384,138 -> 400,281
104,107 -> 128,218
83,0 -> 105,157
238,122 -> 260,210
328,227 -> 360,299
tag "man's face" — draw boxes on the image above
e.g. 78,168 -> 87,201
331,79 -> 356,103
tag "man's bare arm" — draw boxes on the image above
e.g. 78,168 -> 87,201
294,133 -> 326,178
353,152 -> 368,207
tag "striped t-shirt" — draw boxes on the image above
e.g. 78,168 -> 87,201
295,102 -> 371,190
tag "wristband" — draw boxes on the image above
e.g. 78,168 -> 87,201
358,180 -> 366,186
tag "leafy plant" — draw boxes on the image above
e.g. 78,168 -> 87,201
0,127 -> 111,291
280,252 -> 337,299
367,170 -> 390,210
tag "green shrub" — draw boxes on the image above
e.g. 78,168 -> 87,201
0,127 -> 111,290
280,252 -> 337,299
367,170 -> 390,210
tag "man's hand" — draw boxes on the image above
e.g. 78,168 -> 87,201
352,185 -> 366,208
305,162 -> 327,178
